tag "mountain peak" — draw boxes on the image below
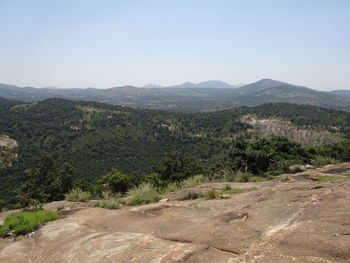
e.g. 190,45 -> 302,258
256,79 -> 293,87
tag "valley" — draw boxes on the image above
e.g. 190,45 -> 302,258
0,97 -> 350,208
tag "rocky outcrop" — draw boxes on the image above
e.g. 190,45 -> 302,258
0,135 -> 17,149
1,163 -> 350,262
241,116 -> 340,146
0,135 -> 18,169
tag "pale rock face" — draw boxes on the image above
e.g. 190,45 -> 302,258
0,135 -> 17,148
1,163 -> 350,263
241,116 -> 340,146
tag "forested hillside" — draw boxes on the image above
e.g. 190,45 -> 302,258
1,98 -> 350,207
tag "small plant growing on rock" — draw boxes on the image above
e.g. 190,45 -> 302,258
125,183 -> 160,206
181,192 -> 200,200
95,191 -> 122,209
201,189 -> 218,200
65,188 -> 91,202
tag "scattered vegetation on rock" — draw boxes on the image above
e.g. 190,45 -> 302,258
0,210 -> 58,238
200,185 -> 257,200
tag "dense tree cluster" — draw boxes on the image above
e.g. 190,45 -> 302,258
19,153 -> 74,205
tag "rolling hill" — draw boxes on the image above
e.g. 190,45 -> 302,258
1,79 -> 350,112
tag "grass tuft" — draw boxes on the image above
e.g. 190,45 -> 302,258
65,188 -> 91,202
180,175 -> 210,188
94,191 -> 122,209
126,183 -> 160,206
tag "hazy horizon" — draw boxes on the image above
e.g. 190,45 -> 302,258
1,0 -> 349,91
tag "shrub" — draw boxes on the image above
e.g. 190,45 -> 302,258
0,210 -> 58,237
233,171 -> 253,182
125,183 -> 160,206
153,152 -> 203,184
97,169 -> 132,194
65,188 -> 91,202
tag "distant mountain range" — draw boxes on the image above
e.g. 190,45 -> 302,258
1,79 -> 350,112
143,80 -> 242,89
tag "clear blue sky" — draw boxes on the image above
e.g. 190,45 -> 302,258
1,0 -> 349,90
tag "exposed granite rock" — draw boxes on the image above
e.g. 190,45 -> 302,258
1,163 -> 350,263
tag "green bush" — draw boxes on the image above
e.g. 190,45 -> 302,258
153,152 -> 203,184
65,188 -> 91,202
0,210 -> 58,237
97,168 -> 132,194
125,183 -> 160,206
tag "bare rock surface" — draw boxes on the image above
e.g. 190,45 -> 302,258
1,163 -> 350,262
0,135 -> 17,149
241,116 -> 340,146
